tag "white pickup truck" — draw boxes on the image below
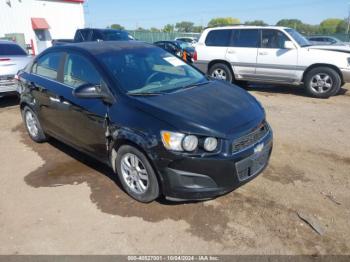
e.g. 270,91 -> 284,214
194,26 -> 350,98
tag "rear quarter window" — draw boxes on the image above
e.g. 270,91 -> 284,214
0,43 -> 27,56
205,29 -> 232,47
33,52 -> 62,80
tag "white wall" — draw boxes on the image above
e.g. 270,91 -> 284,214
0,0 -> 85,53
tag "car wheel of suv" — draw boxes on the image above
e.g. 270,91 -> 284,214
209,63 -> 233,83
22,106 -> 47,143
304,67 -> 341,98
115,145 -> 160,203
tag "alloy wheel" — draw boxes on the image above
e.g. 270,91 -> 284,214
120,153 -> 149,194
211,68 -> 227,80
25,111 -> 39,138
310,73 -> 333,94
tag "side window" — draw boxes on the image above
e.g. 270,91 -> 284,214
232,29 -> 259,48
91,31 -> 103,41
34,52 -> 62,80
75,30 -> 91,42
205,29 -> 231,47
63,53 -> 101,88
261,30 -> 289,49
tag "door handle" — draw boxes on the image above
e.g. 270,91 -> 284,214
259,52 -> 268,56
227,50 -> 236,54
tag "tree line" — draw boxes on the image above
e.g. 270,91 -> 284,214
108,17 -> 349,35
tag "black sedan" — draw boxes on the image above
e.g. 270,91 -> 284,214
153,40 -> 195,63
17,41 -> 272,203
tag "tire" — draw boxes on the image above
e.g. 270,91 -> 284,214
115,145 -> 160,203
304,67 -> 341,98
22,106 -> 47,143
208,63 -> 233,83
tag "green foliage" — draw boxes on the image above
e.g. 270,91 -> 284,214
276,19 -> 319,35
162,24 -> 175,33
192,25 -> 204,33
150,27 -> 160,32
244,20 -> 268,26
110,24 -> 125,30
336,19 -> 348,33
175,21 -> 195,32
208,17 -> 240,27
319,18 -> 344,34
136,27 -> 148,32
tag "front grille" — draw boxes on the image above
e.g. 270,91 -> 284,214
232,121 -> 269,153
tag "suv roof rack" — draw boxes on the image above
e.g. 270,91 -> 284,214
204,24 -> 279,30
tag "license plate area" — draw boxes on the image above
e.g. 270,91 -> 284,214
235,145 -> 271,182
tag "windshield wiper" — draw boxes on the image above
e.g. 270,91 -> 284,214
180,80 -> 210,90
127,91 -> 165,96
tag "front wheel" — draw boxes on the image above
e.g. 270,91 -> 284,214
304,67 -> 341,98
208,63 -> 233,83
114,145 -> 160,203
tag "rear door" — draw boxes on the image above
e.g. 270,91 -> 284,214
226,29 -> 259,78
255,29 -> 298,82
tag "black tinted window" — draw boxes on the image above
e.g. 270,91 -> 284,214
75,30 -> 91,42
0,43 -> 27,55
63,53 -> 101,88
261,30 -> 289,49
35,52 -> 61,80
205,29 -> 231,47
232,29 -> 259,48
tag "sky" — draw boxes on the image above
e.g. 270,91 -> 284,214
84,0 -> 349,30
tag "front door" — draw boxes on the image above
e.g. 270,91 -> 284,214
49,52 -> 109,160
255,29 -> 298,83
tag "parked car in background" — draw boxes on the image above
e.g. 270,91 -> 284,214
52,28 -> 134,46
194,25 -> 350,98
175,37 -> 198,47
307,36 -> 349,46
17,41 -> 272,203
0,40 -> 32,97
153,40 -> 195,63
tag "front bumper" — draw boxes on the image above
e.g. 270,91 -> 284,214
156,130 -> 273,201
341,68 -> 350,83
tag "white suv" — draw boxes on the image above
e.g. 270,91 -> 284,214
194,26 -> 350,98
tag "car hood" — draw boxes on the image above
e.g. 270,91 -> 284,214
307,45 -> 350,53
131,80 -> 265,138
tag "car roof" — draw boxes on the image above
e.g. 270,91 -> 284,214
205,25 -> 290,30
0,40 -> 19,45
49,41 -> 155,56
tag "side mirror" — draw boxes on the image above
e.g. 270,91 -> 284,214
284,41 -> 295,49
73,82 -> 115,104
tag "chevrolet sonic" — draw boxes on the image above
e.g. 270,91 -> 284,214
17,41 -> 273,203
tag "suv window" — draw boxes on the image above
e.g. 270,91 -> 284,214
205,29 -> 231,47
261,30 -> 289,49
0,43 -> 27,56
75,30 -> 91,42
34,52 -> 62,80
63,53 -> 101,88
232,29 -> 259,48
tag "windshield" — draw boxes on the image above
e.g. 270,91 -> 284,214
177,41 -> 192,49
0,43 -> 27,56
103,30 -> 131,41
98,47 -> 206,95
285,29 -> 311,47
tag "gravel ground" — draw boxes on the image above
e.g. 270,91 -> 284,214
0,84 -> 349,255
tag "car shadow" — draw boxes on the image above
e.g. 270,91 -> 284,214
245,83 -> 348,98
0,95 -> 19,108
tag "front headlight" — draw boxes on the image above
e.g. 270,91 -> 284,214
204,137 -> 218,152
182,135 -> 198,152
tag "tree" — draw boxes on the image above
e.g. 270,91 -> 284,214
244,20 -> 267,26
136,27 -> 147,32
208,17 -> 240,27
110,24 -> 125,30
175,21 -> 194,32
276,19 -> 303,29
192,25 -> 204,33
319,18 -> 343,34
336,19 -> 348,33
150,27 -> 160,32
162,24 -> 175,33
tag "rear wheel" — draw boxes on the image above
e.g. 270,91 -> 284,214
304,67 -> 341,98
22,106 -> 47,143
208,63 -> 233,83
114,145 -> 160,203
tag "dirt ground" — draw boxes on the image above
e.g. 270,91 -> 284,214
0,84 -> 349,255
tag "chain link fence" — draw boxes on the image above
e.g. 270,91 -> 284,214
127,31 -> 200,43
